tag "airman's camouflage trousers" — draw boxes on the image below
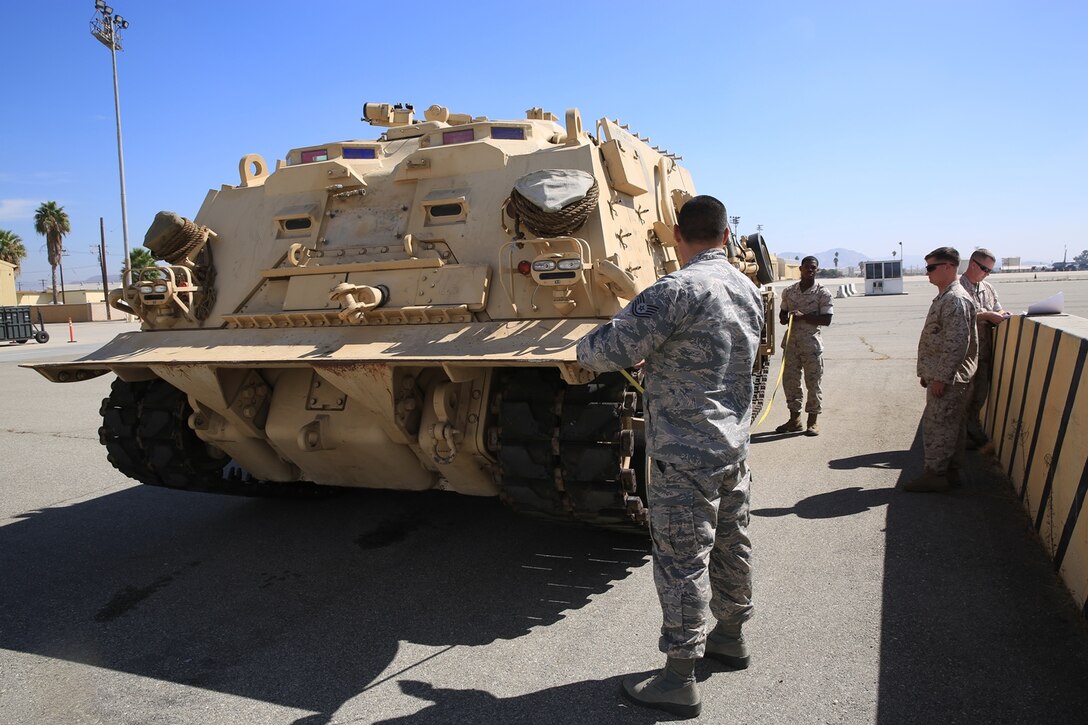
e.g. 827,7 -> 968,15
923,381 -> 970,474
784,338 -> 824,414
648,458 -> 753,659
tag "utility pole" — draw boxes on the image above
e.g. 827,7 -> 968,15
59,251 -> 67,304
91,2 -> 133,287
99,217 -> 112,320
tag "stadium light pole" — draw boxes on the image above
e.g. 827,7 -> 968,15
729,215 -> 740,240
90,1 -> 132,286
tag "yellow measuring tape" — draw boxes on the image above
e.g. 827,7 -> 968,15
620,368 -> 644,394
754,315 -> 793,428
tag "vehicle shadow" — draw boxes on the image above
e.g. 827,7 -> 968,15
0,486 -> 648,723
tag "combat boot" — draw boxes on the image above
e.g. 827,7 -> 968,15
704,619 -> 750,670
776,412 -> 803,433
805,413 -> 820,436
903,470 -> 951,492
621,656 -> 701,719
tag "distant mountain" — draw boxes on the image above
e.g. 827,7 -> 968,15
80,273 -> 123,284
774,248 -> 928,273
775,248 -> 869,271
22,273 -> 124,291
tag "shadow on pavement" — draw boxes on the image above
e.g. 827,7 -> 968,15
750,429 -> 804,443
877,422 -> 1088,722
827,449 -> 915,471
752,486 -> 896,519
372,674 -> 696,725
0,486 -> 648,723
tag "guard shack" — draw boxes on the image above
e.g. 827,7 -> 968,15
863,259 -> 904,295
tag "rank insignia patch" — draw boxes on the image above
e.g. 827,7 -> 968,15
632,294 -> 660,319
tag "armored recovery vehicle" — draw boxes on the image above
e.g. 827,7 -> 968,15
28,102 -> 775,530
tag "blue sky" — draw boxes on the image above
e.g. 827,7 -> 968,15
1,1 -> 1085,286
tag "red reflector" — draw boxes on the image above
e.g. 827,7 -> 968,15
517,260 -> 532,276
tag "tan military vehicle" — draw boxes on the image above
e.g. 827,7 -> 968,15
28,102 -> 775,530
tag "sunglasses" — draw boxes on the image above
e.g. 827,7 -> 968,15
925,262 -> 953,272
973,259 -> 993,274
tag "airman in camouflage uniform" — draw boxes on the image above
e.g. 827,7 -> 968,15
907,247 -> 978,493
959,248 -> 1008,446
576,195 -> 763,718
776,256 -> 834,436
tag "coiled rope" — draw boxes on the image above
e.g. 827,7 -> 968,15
149,215 -> 209,264
508,180 -> 599,237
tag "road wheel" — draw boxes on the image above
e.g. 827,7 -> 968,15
99,376 -> 332,498
751,359 -> 770,421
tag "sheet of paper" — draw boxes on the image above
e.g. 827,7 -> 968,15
1025,291 -> 1064,315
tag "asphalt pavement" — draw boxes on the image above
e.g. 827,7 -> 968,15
1,276 -> 1087,724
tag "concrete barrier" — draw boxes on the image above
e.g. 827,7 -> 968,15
986,314 -> 1088,617
835,284 -> 860,298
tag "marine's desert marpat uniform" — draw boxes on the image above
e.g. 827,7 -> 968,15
779,281 -> 834,414
917,280 -> 979,474
960,272 -> 1003,440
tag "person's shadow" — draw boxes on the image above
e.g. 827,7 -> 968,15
376,671 -> 722,724
752,486 -> 896,519
826,449 -> 916,472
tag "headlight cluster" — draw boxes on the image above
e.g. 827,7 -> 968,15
138,284 -> 169,294
531,258 -> 583,272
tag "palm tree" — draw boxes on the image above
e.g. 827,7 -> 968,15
0,229 -> 28,275
34,201 -> 71,304
128,248 -> 159,279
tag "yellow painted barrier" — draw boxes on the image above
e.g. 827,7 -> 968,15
987,314 -> 1088,618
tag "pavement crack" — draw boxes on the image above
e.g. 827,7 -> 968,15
858,336 -> 891,360
1,428 -> 97,441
